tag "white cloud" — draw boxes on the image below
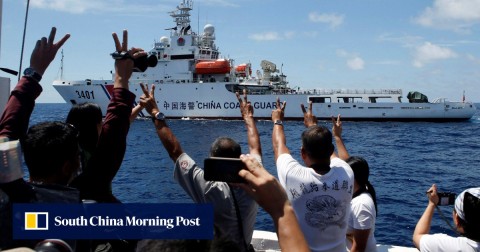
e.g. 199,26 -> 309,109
30,0 -> 168,14
309,12 -> 344,29
415,0 -> 480,33
413,42 -> 457,68
347,57 -> 365,70
248,31 -> 295,41
336,50 -> 365,70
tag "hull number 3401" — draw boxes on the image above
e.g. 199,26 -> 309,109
76,90 -> 95,100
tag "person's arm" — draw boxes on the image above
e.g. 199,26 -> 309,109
272,97 -> 289,161
139,83 -> 183,161
413,184 -> 439,249
130,103 -> 144,123
76,30 -> 145,200
236,90 -> 261,156
0,27 -> 69,139
237,154 -> 310,252
331,115 -> 349,160
350,229 -> 371,252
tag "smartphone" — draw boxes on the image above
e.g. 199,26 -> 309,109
204,157 -> 246,183
437,192 -> 456,206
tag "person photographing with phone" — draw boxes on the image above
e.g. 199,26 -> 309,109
139,87 -> 261,251
413,184 -> 480,251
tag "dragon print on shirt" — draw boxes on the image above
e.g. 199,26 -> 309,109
305,195 -> 347,230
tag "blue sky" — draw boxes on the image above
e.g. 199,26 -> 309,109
1,0 -> 480,103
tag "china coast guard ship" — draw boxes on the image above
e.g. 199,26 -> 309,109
53,0 -> 476,121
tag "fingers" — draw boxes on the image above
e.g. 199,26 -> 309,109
55,33 -> 70,49
112,33 -> 121,52
336,114 -> 341,124
236,92 -> 241,103
122,30 -> 128,52
238,169 -> 257,186
34,39 -> 41,52
308,100 -> 312,112
151,84 -> 156,97
40,37 -> 47,49
129,47 -> 147,59
301,104 -> 306,114
140,83 -> 149,96
48,27 -> 56,46
275,97 -> 286,111
243,89 -> 247,103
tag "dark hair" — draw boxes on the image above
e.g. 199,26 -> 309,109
20,121 -> 79,181
346,156 -> 378,215
209,137 -> 241,158
301,125 -> 334,161
461,191 -> 480,241
65,102 -> 102,152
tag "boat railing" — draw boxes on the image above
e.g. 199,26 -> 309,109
295,88 -> 402,96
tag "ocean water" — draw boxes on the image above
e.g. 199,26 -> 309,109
28,103 -> 480,248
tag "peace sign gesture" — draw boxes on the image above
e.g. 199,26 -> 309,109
236,89 -> 253,119
112,30 -> 147,88
331,114 -> 342,138
301,101 -> 317,128
139,83 -> 159,116
30,27 -> 70,76
271,97 -> 286,122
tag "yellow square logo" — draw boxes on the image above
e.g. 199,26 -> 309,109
25,212 -> 48,230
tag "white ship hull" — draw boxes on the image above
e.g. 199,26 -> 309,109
52,0 -> 477,121
53,80 -> 476,121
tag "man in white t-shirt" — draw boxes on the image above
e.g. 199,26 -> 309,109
271,100 -> 354,252
413,185 -> 480,252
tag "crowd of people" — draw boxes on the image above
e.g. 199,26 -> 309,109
0,27 -> 479,252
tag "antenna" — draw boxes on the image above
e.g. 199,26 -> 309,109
18,0 -> 30,81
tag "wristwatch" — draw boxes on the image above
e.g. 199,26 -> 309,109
274,120 -> 283,125
153,112 -> 165,121
23,67 -> 42,82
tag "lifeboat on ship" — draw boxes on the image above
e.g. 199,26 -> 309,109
235,63 -> 252,77
195,59 -> 231,74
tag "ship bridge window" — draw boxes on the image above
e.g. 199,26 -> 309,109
339,97 -> 360,103
369,97 -> 377,103
309,97 -> 330,103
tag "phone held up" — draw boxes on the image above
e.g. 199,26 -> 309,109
204,157 -> 246,183
437,192 -> 456,206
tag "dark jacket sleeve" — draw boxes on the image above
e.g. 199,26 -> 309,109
73,87 -> 135,202
0,77 -> 42,140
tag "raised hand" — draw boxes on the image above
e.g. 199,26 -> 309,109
426,184 -> 439,206
271,97 -> 286,122
301,101 -> 317,128
112,30 -> 147,88
331,114 -> 342,138
30,27 -> 70,76
236,89 -> 253,119
139,83 -> 159,116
